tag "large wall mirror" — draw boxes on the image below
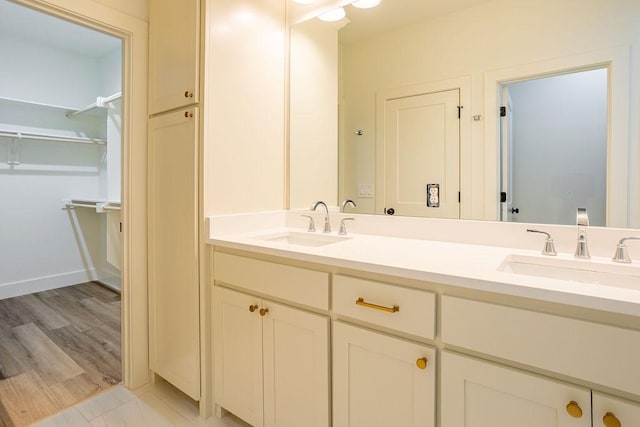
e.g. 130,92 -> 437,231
288,0 -> 640,229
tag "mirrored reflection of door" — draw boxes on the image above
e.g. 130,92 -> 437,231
500,68 -> 608,226
500,87 -> 514,222
383,89 -> 460,218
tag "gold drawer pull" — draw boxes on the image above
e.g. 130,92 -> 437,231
259,308 -> 269,317
249,304 -> 258,313
355,297 -> 399,313
603,412 -> 621,427
416,357 -> 428,370
566,401 -> 583,418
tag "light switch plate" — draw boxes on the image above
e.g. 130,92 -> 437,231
358,184 -> 374,198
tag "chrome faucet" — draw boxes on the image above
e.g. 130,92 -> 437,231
340,199 -> 357,213
612,236 -> 640,263
526,229 -> 557,256
574,208 -> 590,259
311,200 -> 331,233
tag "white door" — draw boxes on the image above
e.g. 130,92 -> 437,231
441,352 -> 591,427
148,107 -> 200,400
500,86 -> 515,221
213,287 -> 264,427
382,89 -> 460,218
593,392 -> 640,427
262,301 -> 329,427
333,322 -> 435,427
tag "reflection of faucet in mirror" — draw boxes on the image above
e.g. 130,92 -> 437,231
341,199 -> 356,213
311,200 -> 331,233
575,208 -> 590,259
612,236 -> 640,263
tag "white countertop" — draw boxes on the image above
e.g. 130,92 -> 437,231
208,222 -> 640,317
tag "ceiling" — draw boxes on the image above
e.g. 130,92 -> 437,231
0,0 -> 121,58
338,0 -> 493,44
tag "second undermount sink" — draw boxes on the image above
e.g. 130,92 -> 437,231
253,231 -> 350,247
498,254 -> 640,290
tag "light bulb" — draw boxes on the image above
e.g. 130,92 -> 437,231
293,0 -> 315,4
351,0 -> 381,8
318,7 -> 346,22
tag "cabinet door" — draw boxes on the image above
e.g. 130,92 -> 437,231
593,392 -> 640,427
333,322 -> 435,427
213,287 -> 264,427
148,107 -> 200,400
149,0 -> 200,114
441,352 -> 591,427
262,301 -> 329,427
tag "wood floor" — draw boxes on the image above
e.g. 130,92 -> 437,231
0,282 -> 121,427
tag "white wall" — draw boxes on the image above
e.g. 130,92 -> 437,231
338,0 -> 640,226
0,28 -> 121,297
289,19 -> 339,210
508,69 -> 608,226
204,0 -> 286,215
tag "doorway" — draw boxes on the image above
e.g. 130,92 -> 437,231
0,1 -> 124,424
499,68 -> 608,226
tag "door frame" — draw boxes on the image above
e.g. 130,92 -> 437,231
14,0 -> 150,389
484,47 -> 630,227
375,76 -> 471,217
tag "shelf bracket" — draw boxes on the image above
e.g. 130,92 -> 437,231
8,136 -> 21,165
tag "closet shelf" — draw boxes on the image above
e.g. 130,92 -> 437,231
66,92 -> 122,118
0,130 -> 106,145
0,95 -> 78,112
63,199 -> 121,213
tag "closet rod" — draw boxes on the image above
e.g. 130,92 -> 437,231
0,130 -> 106,145
66,92 -> 122,118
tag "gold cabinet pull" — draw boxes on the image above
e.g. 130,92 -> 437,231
603,412 -> 621,427
355,297 -> 399,313
249,304 -> 258,313
184,111 -> 193,118
416,357 -> 428,370
259,308 -> 269,317
184,91 -> 193,98
566,401 -> 583,418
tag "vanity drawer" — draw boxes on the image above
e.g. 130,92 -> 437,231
332,275 -> 436,340
213,252 -> 329,310
441,296 -> 640,396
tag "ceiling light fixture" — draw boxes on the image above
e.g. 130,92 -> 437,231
317,7 -> 346,22
351,0 -> 381,8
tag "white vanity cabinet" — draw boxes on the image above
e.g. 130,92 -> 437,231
592,392 -> 640,427
332,275 -> 437,427
333,322 -> 436,427
441,351 -> 591,427
212,254 -> 330,427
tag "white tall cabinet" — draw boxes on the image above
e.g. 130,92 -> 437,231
148,0 -> 202,402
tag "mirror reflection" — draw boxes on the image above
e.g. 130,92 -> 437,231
289,0 -> 640,228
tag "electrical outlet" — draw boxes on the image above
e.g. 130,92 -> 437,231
427,184 -> 440,207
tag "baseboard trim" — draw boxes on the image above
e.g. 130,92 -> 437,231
0,269 -> 98,299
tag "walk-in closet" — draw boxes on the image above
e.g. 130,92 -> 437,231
0,1 -> 123,424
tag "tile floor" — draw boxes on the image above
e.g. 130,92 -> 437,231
32,380 -> 250,427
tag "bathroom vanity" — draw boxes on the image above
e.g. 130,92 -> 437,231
208,211 -> 640,427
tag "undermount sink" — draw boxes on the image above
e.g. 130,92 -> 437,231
498,254 -> 640,290
253,231 -> 350,247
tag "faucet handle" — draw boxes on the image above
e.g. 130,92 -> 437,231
612,236 -> 640,263
339,218 -> 355,236
527,229 -> 557,256
300,215 -> 316,232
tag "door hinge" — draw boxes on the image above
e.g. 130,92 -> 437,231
120,222 -> 123,233
457,106 -> 463,119
458,192 -> 461,203
500,192 -> 507,203
500,106 -> 507,117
